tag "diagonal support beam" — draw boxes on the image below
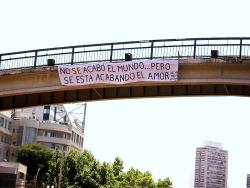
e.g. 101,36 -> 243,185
93,88 -> 103,99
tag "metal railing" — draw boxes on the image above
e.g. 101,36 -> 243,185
1,37 -> 250,70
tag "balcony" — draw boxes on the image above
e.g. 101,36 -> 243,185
0,127 -> 12,136
39,122 -> 71,133
70,140 -> 83,151
36,136 -> 71,146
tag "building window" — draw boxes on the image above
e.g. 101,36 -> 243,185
51,132 -> 56,137
8,121 -> 12,131
43,106 -> 50,120
4,119 -> 7,128
0,136 -> 4,143
19,172 -> 25,180
0,117 -> 3,127
44,131 -> 50,137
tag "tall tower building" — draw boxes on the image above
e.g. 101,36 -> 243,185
247,174 -> 250,188
194,141 -> 228,188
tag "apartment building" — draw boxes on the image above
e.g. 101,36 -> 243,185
0,113 -> 15,162
194,141 -> 228,188
247,174 -> 250,188
0,104 -> 85,161
13,105 -> 84,152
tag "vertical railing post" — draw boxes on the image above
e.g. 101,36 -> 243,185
193,39 -> 197,59
71,47 -> 75,65
110,44 -> 114,62
150,41 -> 154,60
239,38 -> 243,59
34,51 -> 38,68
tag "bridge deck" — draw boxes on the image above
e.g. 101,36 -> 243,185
1,59 -> 250,110
1,37 -> 250,110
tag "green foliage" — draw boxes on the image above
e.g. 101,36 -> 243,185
112,157 -> 124,177
156,178 -> 173,188
46,150 -> 64,187
118,168 -> 156,188
18,146 -> 173,188
74,150 -> 101,187
64,150 -> 78,185
16,143 -> 54,182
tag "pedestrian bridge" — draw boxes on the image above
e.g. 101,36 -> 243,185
1,37 -> 250,110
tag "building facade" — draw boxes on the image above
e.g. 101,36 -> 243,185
247,174 -> 250,188
0,113 -> 14,162
0,104 -> 85,161
0,162 -> 27,188
194,141 -> 228,188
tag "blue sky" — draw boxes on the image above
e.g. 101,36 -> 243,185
84,97 -> 250,188
1,0 -> 250,187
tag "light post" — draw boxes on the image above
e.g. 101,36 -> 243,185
35,164 -> 43,188
35,167 -> 41,188
58,152 -> 65,188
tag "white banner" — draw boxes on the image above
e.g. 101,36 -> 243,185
58,60 -> 178,86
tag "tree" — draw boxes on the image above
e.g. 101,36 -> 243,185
118,168 -> 173,188
99,162 -> 117,187
156,177 -> 173,188
46,149 -> 65,187
64,150 -> 78,185
18,146 -> 173,188
112,157 -> 124,177
118,168 -> 156,188
16,143 -> 54,182
46,149 -> 102,188
73,150 -> 101,188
